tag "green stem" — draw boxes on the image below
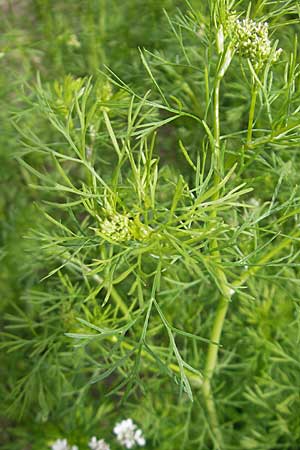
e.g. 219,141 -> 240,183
246,83 -> 258,145
203,227 -> 300,448
202,311 -> 226,445
213,79 -> 221,189
202,76 -> 228,450
202,48 -> 257,446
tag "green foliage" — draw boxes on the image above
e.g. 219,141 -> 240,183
1,1 -> 300,449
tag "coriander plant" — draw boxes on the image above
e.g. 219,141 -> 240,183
2,1 -> 300,449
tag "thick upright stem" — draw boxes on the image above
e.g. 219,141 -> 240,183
202,76 -> 229,450
202,297 -> 228,448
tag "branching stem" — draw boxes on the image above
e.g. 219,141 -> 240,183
202,67 -> 299,448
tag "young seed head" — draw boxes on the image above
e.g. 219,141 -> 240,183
98,211 -> 152,243
99,213 -> 132,242
225,13 -> 282,69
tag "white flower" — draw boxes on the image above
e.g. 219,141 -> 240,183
51,439 -> 69,450
133,429 -> 145,447
88,436 -> 110,450
249,197 -> 260,207
113,419 -> 146,448
51,439 -> 78,450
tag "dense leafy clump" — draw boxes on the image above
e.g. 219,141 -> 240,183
1,1 -> 300,449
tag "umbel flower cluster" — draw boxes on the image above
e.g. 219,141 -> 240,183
99,212 -> 132,242
98,212 -> 151,243
113,419 -> 146,449
50,419 -> 145,450
225,14 -> 282,69
51,439 -> 78,450
88,436 -> 110,450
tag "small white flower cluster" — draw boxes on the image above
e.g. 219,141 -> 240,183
50,419 -> 145,450
51,439 -> 78,450
114,419 -> 146,449
249,197 -> 260,207
226,14 -> 282,69
88,436 -> 110,450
